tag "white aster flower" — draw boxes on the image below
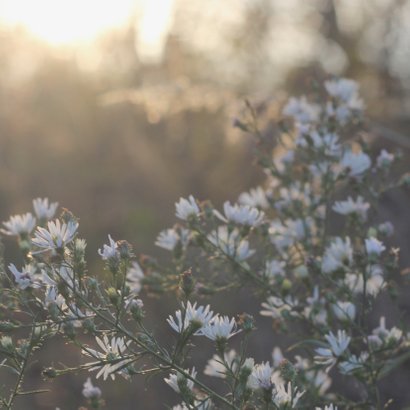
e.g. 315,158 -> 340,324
175,195 -> 200,220
260,296 -> 298,320
338,352 -> 368,375
32,219 -> 78,253
202,316 -> 240,341
332,196 -> 369,220
310,131 -> 341,157
332,301 -> 356,322
315,330 -> 350,370
325,78 -> 362,106
303,286 -> 328,326
204,349 -> 237,379
2,213 -> 36,236
371,317 -> 403,346
207,226 -> 254,261
33,198 -> 58,221
365,237 -> 386,256
126,261 -> 144,294
248,362 -> 273,390
341,150 -> 371,177
82,377 -> 102,400
98,234 -> 119,260
238,186 -> 269,209
376,149 -> 394,168
164,367 -> 196,393
264,259 -> 285,279
82,335 -> 132,380
282,96 -> 320,124
272,382 -> 305,407
214,201 -> 264,227
344,265 -> 384,296
321,237 -> 353,274
155,227 -> 190,251
316,405 -> 337,410
167,301 -> 214,335
8,263 -> 40,290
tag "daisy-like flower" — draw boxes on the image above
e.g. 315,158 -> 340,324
164,367 -> 197,393
2,213 -> 36,236
332,301 -> 356,322
175,195 -> 200,220
325,78 -> 361,105
370,316 -> 403,347
167,301 -> 214,335
32,198 -> 58,221
238,186 -> 269,209
204,349 -> 237,379
32,219 -> 78,253
155,228 -> 190,251
341,150 -> 371,177
98,235 -> 119,260
309,131 -> 341,157
82,335 -> 132,380
282,96 -> 321,124
8,263 -> 40,290
315,330 -> 351,370
272,382 -> 305,407
207,226 -> 255,262
126,261 -> 144,294
332,196 -> 370,220
247,362 -> 273,390
376,149 -> 394,168
214,201 -> 264,227
82,377 -> 102,400
344,265 -> 385,297
338,352 -> 368,375
260,296 -> 298,320
365,237 -> 386,256
264,259 -> 286,279
316,405 -> 337,410
202,316 -> 240,341
321,237 -> 353,274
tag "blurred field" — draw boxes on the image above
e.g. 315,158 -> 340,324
1,1 -> 410,408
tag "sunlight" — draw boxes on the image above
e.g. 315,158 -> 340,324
0,0 -> 136,44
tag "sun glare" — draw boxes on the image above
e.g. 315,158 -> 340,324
0,0 -> 137,45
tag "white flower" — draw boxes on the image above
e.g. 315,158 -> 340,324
365,237 -> 386,256
371,317 -> 403,345
2,213 -> 36,236
332,196 -> 369,220
376,149 -> 394,168
32,198 -> 58,220
303,286 -> 328,326
8,263 -> 40,290
82,377 -> 102,399
321,237 -> 353,274
32,219 -> 78,252
238,187 -> 269,209
167,301 -> 214,335
282,96 -> 320,124
202,316 -> 239,341
214,202 -> 264,227
272,382 -> 304,407
264,259 -> 285,279
204,349 -> 237,379
341,150 -> 371,177
155,228 -> 190,251
175,195 -> 200,220
126,261 -> 144,294
164,367 -> 196,393
325,78 -> 362,105
315,330 -> 350,370
332,301 -> 356,322
310,131 -> 341,157
338,352 -> 368,375
98,234 -> 119,260
248,362 -> 273,390
260,296 -> 298,320
82,335 -> 132,380
207,226 -> 255,261
344,265 -> 384,296
316,405 -> 337,410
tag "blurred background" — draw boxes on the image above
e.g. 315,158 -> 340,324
1,0 -> 410,408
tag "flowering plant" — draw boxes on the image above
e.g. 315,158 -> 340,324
0,78 -> 409,409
